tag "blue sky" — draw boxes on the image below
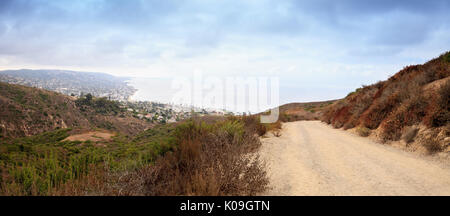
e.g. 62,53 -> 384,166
0,0 -> 449,103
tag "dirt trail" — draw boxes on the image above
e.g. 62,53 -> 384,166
260,121 -> 450,195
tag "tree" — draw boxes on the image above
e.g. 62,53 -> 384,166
85,93 -> 93,103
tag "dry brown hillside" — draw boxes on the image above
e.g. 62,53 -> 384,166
322,52 -> 450,154
278,100 -> 336,122
0,82 -> 152,139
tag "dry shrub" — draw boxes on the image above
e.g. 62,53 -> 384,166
240,115 -> 267,136
423,138 -> 442,154
119,119 -> 268,196
424,80 -> 450,128
380,117 -> 403,141
402,126 -> 419,144
426,108 -> 450,127
381,92 -> 428,141
322,52 -> 449,134
47,117 -> 269,196
356,127 -> 371,137
345,87 -> 378,130
330,103 -> 352,128
343,121 -> 355,130
265,121 -> 282,131
362,92 -> 400,129
437,79 -> 450,109
256,124 -> 267,136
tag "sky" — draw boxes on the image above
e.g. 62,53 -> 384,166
0,0 -> 449,105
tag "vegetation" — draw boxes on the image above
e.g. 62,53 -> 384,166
75,93 -> 123,115
0,82 -> 151,139
356,127 -> 371,137
0,125 -> 176,195
321,51 -> 450,152
276,101 -> 335,123
0,115 -> 268,195
423,138 -> 442,154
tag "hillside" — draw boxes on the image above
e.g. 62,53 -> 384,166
0,82 -> 151,139
0,114 -> 268,195
322,52 -> 450,154
277,100 -> 336,122
0,82 -> 270,195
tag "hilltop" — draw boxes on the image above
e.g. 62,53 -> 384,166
0,81 -> 151,139
321,52 -> 450,154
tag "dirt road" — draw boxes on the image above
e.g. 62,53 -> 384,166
260,121 -> 450,195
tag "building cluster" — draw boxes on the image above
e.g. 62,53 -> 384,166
121,101 -> 233,124
0,74 -> 135,101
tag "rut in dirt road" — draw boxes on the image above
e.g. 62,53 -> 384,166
259,121 -> 450,196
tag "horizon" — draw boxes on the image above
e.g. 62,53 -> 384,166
1,0 -> 450,107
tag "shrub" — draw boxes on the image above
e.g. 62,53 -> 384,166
362,93 -> 400,129
437,79 -> 450,110
356,127 -> 371,137
117,118 -> 268,196
380,118 -> 403,141
423,139 -> 442,154
238,115 -> 267,136
402,127 -> 419,144
428,109 -> 450,127
426,79 -> 449,127
264,121 -> 282,132
343,122 -> 354,130
443,52 -> 450,63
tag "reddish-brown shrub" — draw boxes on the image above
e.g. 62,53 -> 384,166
361,93 -> 400,129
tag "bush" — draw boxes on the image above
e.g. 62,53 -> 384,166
239,115 -> 266,136
362,93 -> 400,129
356,127 -> 371,137
423,139 -> 442,154
0,125 -> 177,195
118,118 -> 268,196
402,127 -> 419,144
428,109 -> 450,127
443,52 -> 450,63
423,79 -> 450,127
75,94 -> 122,115
438,79 -> 450,109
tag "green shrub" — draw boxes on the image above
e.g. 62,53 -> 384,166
217,120 -> 245,141
356,127 -> 371,137
443,52 -> 450,63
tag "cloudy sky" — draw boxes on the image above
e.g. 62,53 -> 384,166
1,0 -> 449,104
